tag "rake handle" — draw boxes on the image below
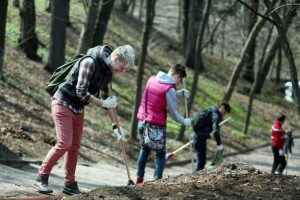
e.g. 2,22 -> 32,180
183,80 -> 194,171
108,85 -> 132,181
166,118 -> 232,160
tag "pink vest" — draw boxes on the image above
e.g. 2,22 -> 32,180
137,76 -> 175,126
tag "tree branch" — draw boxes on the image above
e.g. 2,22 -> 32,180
201,3 -> 237,50
266,3 -> 300,16
236,0 -> 275,23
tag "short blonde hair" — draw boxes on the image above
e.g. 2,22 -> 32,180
111,45 -> 135,67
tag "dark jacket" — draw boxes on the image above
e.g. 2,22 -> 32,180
54,45 -> 113,111
192,107 -> 222,145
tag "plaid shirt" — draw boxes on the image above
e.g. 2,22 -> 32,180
76,58 -> 96,102
53,57 -> 96,113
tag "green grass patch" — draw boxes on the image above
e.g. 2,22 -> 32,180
230,130 -> 249,140
257,94 -> 294,109
5,23 -> 20,46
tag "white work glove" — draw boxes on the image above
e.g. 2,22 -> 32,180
279,149 -> 284,156
183,118 -> 191,126
176,88 -> 189,98
217,144 -> 224,151
113,127 -> 126,141
102,96 -> 117,108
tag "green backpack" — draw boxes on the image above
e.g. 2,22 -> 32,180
45,54 -> 87,96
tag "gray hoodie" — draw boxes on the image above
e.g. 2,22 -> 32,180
156,71 -> 186,125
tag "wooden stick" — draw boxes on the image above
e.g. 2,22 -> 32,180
183,80 -> 194,171
166,117 -> 232,160
108,85 -> 133,183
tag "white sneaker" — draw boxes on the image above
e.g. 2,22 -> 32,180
32,175 -> 53,194
274,171 -> 282,175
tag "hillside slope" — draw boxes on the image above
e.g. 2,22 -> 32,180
1,6 -> 300,166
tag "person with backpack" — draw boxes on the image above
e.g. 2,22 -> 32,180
135,64 -> 192,184
271,113 -> 287,175
32,45 -> 135,195
191,102 -> 231,171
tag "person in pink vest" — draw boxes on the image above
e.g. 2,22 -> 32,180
271,113 -> 287,175
135,64 -> 191,184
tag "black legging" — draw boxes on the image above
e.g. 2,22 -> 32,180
271,146 -> 287,174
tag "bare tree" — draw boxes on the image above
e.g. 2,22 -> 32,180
244,0 -> 299,133
130,0 -> 156,140
222,9 -> 271,102
184,0 -> 204,69
177,0 -> 182,36
45,0 -> 69,73
77,0 -> 100,54
275,47 -> 282,83
45,0 -> 51,12
93,0 -> 115,46
130,0 -> 135,16
18,0 -> 42,62
138,0 -> 144,20
181,0 -> 190,51
13,0 -> 20,8
120,0 -> 134,13
241,0 -> 259,83
264,0 -> 300,114
0,0 -> 8,79
177,0 -> 212,141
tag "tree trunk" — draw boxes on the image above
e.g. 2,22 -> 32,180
13,0 -> 20,8
138,0 -> 144,20
45,0 -> 69,73
182,0 -> 190,52
177,0 -> 182,36
93,0 -> 115,46
130,0 -> 156,140
241,0 -> 259,83
257,24 -> 274,72
184,0 -> 204,69
221,18 -> 226,59
18,0 -> 41,62
45,0 -> 51,12
264,0 -> 300,114
275,47 -> 282,83
254,7 -> 296,94
77,0 -> 100,54
0,0 -> 8,79
177,0 -> 212,141
120,0 -> 132,12
222,15 -> 266,103
130,0 -> 135,16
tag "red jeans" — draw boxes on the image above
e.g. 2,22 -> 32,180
39,100 -> 84,184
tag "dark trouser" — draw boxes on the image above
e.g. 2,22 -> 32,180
136,146 -> 166,179
271,146 -> 286,174
193,134 -> 207,171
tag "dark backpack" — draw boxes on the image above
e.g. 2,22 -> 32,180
192,108 -> 212,131
45,54 -> 88,96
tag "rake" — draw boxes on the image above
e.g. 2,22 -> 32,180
166,117 -> 231,161
108,85 -> 134,186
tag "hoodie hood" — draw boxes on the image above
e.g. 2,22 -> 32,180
156,71 -> 176,85
86,45 -> 112,70
272,120 -> 283,131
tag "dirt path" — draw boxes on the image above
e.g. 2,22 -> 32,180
0,158 -> 191,199
225,137 -> 300,176
0,138 -> 299,199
